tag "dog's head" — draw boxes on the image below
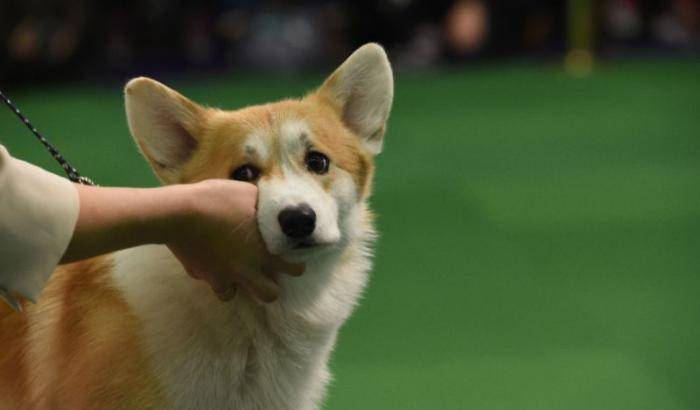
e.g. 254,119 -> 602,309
124,44 -> 393,262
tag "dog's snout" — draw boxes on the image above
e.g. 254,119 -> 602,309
278,204 -> 316,238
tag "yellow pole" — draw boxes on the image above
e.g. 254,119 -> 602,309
565,0 -> 594,77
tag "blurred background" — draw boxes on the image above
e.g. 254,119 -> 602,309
1,0 -> 700,82
1,1 -> 699,409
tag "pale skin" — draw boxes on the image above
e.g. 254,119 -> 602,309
62,180 -> 303,303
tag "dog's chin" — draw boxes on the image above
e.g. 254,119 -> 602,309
268,238 -> 339,263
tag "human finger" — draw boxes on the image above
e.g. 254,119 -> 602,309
214,283 -> 238,302
236,268 -> 279,303
262,257 -> 305,277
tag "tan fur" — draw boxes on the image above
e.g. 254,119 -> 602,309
0,258 -> 163,410
0,302 -> 31,408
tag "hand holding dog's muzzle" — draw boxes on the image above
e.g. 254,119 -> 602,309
167,179 -> 304,303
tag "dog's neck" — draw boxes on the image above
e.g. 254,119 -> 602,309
111,201 -> 374,328
107,202 -> 374,410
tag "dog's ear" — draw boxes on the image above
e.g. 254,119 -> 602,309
316,43 -> 393,155
124,77 -> 207,183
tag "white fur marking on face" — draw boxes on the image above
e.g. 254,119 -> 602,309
331,169 -> 358,220
256,118 -> 363,259
243,134 -> 270,164
279,120 -> 312,164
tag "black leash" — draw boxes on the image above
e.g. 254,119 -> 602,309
0,89 -> 95,186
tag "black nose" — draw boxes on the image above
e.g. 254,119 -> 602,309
278,204 -> 316,238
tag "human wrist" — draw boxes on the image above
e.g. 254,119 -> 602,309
143,183 -> 201,247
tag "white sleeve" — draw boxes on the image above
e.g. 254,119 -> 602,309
0,144 -> 79,308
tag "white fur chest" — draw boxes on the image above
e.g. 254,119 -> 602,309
111,242 -> 370,410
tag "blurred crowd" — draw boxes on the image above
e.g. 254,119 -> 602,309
1,0 -> 698,84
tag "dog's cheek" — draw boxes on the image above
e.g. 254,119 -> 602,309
331,170 -> 361,242
310,187 -> 341,245
332,170 -> 359,219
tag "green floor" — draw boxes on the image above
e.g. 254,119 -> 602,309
2,59 -> 699,409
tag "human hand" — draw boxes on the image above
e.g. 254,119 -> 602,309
63,180 -> 301,303
167,180 -> 304,303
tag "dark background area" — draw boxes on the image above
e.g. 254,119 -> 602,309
1,0 -> 698,85
1,1 -> 699,409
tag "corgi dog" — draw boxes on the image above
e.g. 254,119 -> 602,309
0,43 -> 393,410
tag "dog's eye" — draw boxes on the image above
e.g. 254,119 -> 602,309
305,151 -> 330,174
230,165 -> 260,182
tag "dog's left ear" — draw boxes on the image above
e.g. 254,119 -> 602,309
315,43 -> 393,155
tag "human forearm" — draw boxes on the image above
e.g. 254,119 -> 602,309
60,180 -> 301,303
61,184 -> 193,263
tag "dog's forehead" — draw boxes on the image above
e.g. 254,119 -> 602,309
279,119 -> 312,150
242,117 -> 313,162
242,130 -> 270,163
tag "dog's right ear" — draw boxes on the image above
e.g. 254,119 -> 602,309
124,77 -> 207,184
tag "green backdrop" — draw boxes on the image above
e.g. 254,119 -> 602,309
2,59 -> 699,409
